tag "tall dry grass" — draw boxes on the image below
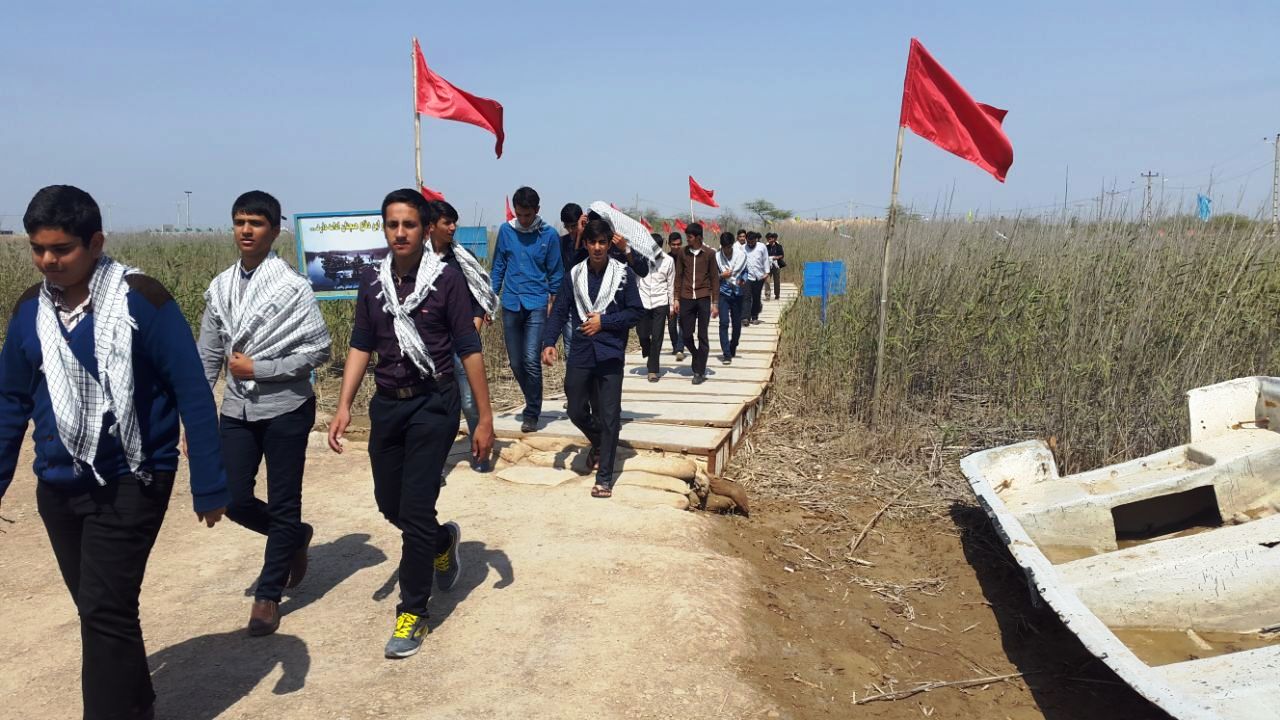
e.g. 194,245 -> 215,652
772,214 -> 1280,473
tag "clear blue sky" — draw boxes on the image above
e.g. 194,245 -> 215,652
3,0 -> 1278,230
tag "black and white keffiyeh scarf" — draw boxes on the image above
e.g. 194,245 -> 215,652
571,257 -> 627,323
35,256 -> 146,484
445,242 -> 497,316
375,250 -> 447,378
204,252 -> 331,395
587,201 -> 662,270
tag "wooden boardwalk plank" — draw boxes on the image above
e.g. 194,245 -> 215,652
493,413 -> 730,453
621,365 -> 773,383
621,376 -> 764,396
623,353 -> 774,369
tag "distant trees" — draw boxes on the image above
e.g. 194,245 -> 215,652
744,199 -> 793,226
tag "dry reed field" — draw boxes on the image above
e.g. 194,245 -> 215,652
771,213 -> 1279,475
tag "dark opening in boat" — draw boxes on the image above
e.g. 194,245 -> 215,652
1112,485 -> 1224,544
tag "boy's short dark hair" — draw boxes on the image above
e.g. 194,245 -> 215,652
426,200 -> 460,226
736,229 -> 746,236
719,233 -> 735,246
766,232 -> 778,240
686,222 -> 703,237
24,185 -> 101,246
748,231 -> 761,241
231,190 -> 282,228
650,232 -> 664,247
381,188 -> 429,223
668,232 -> 682,243
560,203 -> 583,226
512,186 -> 540,210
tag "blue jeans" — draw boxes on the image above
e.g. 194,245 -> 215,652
501,306 -> 545,421
561,318 -> 575,358
718,293 -> 744,359
452,353 -> 479,437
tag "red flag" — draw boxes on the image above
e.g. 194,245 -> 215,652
640,216 -> 652,231
710,221 -> 721,234
899,38 -> 1013,182
675,219 -> 688,232
420,185 -> 445,202
662,221 -> 672,233
414,38 -> 506,158
504,196 -> 515,222
688,176 -> 719,207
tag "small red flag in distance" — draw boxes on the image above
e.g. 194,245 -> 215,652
689,176 -> 719,207
414,38 -> 506,158
420,185 -> 445,202
505,195 -> 515,222
640,216 -> 652,231
662,221 -> 672,233
899,38 -> 1013,181
675,219 -> 688,232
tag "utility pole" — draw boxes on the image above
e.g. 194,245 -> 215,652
176,202 -> 182,230
105,204 -> 114,234
1268,133 -> 1279,231
184,191 -> 193,230
1140,171 -> 1159,226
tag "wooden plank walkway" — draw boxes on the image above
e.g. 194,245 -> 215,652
495,283 -> 798,475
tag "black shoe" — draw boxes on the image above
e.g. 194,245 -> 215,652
521,419 -> 537,433
435,521 -> 462,591
692,374 -> 706,385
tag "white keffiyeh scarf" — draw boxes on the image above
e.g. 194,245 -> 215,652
717,247 -> 748,280
35,256 -> 147,484
203,252 -> 331,395
445,242 -> 498,316
376,250 -> 447,378
571,257 -> 627,323
588,201 -> 662,270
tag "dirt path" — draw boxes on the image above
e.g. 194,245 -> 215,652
0,436 -> 778,720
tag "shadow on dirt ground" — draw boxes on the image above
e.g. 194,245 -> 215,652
149,630 -> 309,720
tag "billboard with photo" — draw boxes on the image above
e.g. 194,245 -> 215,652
293,211 -> 386,300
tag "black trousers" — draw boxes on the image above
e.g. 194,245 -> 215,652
748,279 -> 765,321
220,397 -> 316,603
667,310 -> 684,354
636,305 -> 669,374
564,361 -> 624,488
769,266 -> 781,299
38,472 -> 174,720
679,296 -> 712,375
367,382 -> 459,617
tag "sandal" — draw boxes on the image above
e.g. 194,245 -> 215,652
591,484 -> 613,499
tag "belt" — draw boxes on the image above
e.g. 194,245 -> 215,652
376,381 -> 438,400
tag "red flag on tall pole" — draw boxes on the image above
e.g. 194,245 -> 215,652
675,219 -> 688,232
689,176 -> 719,207
662,220 -> 672,233
899,38 -> 1013,181
414,38 -> 505,158
420,185 -> 446,202
504,196 -> 515,222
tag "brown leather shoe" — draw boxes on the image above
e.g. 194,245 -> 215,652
248,599 -> 280,636
285,523 -> 314,589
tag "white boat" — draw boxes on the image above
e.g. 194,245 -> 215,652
961,377 -> 1280,720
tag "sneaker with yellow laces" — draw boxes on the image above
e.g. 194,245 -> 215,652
435,521 -> 462,591
384,612 -> 429,659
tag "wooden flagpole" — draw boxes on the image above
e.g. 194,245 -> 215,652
870,124 -> 905,428
413,38 -> 423,189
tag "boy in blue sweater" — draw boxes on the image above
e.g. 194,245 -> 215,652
0,185 -> 228,720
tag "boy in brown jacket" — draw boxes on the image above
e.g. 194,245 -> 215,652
671,223 -> 720,384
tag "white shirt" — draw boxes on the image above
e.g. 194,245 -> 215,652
744,242 -> 770,281
637,252 -> 675,310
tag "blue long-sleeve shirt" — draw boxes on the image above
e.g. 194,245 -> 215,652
542,263 -> 642,368
490,221 -> 564,312
0,277 -> 229,512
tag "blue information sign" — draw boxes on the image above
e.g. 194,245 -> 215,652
803,261 -> 846,322
454,226 -> 490,261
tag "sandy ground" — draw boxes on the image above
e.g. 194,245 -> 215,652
0,434 -> 776,720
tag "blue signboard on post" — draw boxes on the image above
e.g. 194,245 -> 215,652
454,226 -> 490,261
803,261 -> 847,323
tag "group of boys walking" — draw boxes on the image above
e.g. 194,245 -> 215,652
0,183 -> 785,720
